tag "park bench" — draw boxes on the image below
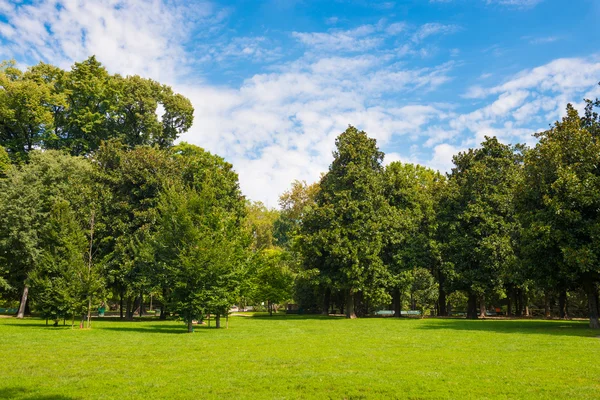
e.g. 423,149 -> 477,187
0,308 -> 17,314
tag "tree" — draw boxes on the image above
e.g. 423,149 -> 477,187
0,150 -> 96,318
252,248 -> 295,316
440,137 -> 523,319
298,126 -> 387,318
521,105 -> 600,328
0,57 -> 194,157
151,185 -> 247,332
382,162 -> 444,317
29,200 -> 86,326
274,180 -> 320,249
0,60 -> 57,161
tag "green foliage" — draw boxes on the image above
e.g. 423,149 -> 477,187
520,104 -> 600,327
29,200 -> 87,323
0,57 -> 194,158
151,185 -> 247,329
0,145 -> 10,177
439,137 -> 523,314
0,150 -> 95,303
298,126 -> 388,316
252,248 -> 295,308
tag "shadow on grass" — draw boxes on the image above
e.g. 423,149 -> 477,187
99,324 -> 191,334
0,387 -> 76,400
247,313 -> 344,320
417,318 -> 596,338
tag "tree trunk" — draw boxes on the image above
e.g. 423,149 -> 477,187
268,301 -> 273,316
507,288 -> 513,317
559,290 -> 568,319
584,281 -> 600,329
86,295 -> 92,329
466,293 -> 478,319
393,287 -> 401,318
17,285 -> 29,318
126,297 -> 133,320
226,314 -> 229,329
119,288 -> 124,320
216,314 -> 221,329
160,304 -> 167,320
187,321 -> 193,333
139,290 -> 144,317
544,291 -> 551,318
515,289 -> 522,317
438,287 -> 447,317
523,292 -> 530,317
479,295 -> 486,318
322,287 -> 330,315
346,289 -> 356,319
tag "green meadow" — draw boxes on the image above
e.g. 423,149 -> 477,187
0,315 -> 599,399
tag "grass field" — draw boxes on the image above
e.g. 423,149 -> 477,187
0,315 -> 599,399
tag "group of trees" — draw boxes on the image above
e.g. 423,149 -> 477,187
290,99 -> 600,329
1,56 -> 599,330
0,58 -> 282,332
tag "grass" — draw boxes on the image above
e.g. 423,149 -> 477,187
0,315 -> 599,399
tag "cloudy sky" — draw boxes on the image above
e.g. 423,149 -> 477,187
1,0 -> 599,206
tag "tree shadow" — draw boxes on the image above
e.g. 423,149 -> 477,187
247,313 -> 345,321
0,386 -> 77,400
98,324 -> 192,334
417,318 -> 597,338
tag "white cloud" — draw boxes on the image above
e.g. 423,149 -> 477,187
412,23 -> 460,43
0,0 -> 223,82
292,25 -> 381,52
485,0 -> 544,8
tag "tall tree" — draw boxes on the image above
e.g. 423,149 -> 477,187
382,162 -> 444,317
521,105 -> 600,328
0,150 -> 96,318
298,126 -> 387,318
440,137 -> 523,319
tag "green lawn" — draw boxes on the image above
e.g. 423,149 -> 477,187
0,315 -> 599,399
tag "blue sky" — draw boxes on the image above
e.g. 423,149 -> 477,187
1,0 -> 600,206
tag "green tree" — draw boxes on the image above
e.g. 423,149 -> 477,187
382,162 -> 444,317
152,185 -> 246,332
521,105 -> 600,328
0,60 -> 57,162
252,248 -> 295,316
298,126 -> 387,318
0,57 -> 194,157
0,150 -> 97,318
440,137 -> 523,319
29,200 -> 86,326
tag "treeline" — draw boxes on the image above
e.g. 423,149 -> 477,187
1,56 -> 600,330
284,100 -> 600,329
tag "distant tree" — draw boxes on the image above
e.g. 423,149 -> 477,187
252,248 -> 295,316
245,201 -> 280,251
274,180 -> 320,249
439,137 -> 523,319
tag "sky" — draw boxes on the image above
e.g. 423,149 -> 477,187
1,0 -> 600,207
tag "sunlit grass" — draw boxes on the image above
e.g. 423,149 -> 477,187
1,314 -> 599,399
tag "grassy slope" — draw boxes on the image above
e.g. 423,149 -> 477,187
0,315 -> 599,399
